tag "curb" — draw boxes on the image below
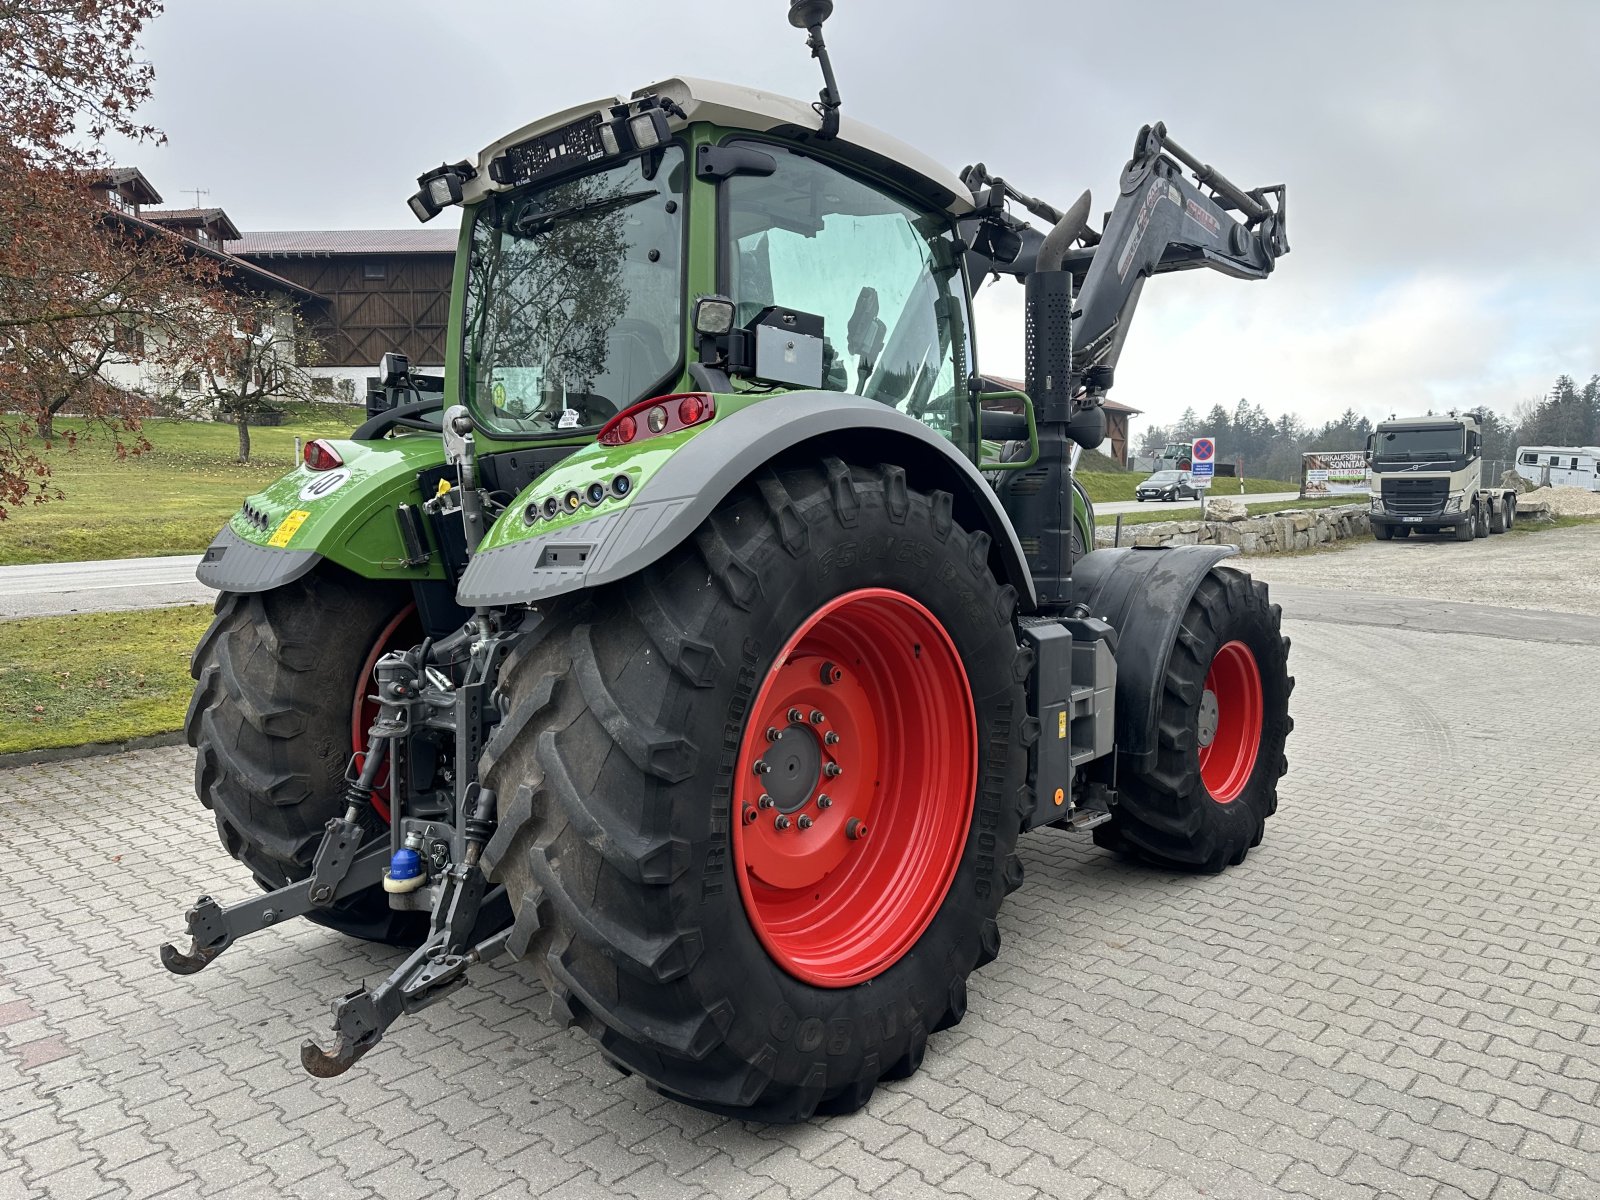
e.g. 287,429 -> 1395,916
0,731 -> 186,771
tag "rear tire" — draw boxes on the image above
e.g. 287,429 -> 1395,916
480,460 -> 1029,1121
1488,500 -> 1506,534
185,568 -> 427,944
1093,569 -> 1291,872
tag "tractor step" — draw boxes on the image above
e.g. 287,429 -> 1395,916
1060,806 -> 1113,832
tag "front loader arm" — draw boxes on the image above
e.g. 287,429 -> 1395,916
1068,123 -> 1287,385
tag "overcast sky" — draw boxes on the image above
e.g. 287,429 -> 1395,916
102,0 -> 1600,435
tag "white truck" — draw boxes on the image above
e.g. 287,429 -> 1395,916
1516,445 -> 1600,491
1366,413 -> 1518,541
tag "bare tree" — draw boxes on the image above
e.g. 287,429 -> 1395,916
185,298 -> 324,463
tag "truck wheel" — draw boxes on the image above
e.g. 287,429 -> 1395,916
480,460 -> 1028,1121
1475,504 -> 1490,538
1454,512 -> 1475,541
1373,524 -> 1393,541
1503,497 -> 1515,529
185,569 -> 427,944
1393,527 -> 1412,538
1092,569 -> 1291,872
1489,501 -> 1506,534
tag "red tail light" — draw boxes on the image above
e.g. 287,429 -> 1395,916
304,439 -> 343,471
598,393 -> 716,447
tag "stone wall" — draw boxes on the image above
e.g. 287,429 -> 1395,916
1095,502 -> 1371,555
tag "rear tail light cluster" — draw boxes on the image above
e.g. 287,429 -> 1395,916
598,393 -> 715,447
304,439 -> 344,472
523,473 -> 634,526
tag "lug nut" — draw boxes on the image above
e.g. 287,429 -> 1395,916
846,818 -> 868,841
753,761 -> 771,775
817,794 -> 833,808
787,708 -> 804,724
798,815 -> 814,829
758,794 -> 775,809
825,763 -> 843,777
810,710 -> 825,724
824,731 -> 840,745
742,806 -> 759,825
766,727 -> 781,742
820,662 -> 843,685
775,815 -> 792,830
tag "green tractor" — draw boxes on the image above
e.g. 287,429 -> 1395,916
166,2 -> 1292,1120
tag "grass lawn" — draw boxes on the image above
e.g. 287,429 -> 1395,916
1103,494 -> 1359,528
0,405 -> 364,565
0,605 -> 213,755
1076,472 -> 1298,503
1506,514 -> 1600,536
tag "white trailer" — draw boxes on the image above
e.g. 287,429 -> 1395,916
1516,446 -> 1600,491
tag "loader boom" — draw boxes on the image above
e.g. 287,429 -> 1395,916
963,121 -> 1288,402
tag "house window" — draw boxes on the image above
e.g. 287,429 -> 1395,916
363,260 -> 387,280
113,326 -> 145,356
181,371 -> 200,391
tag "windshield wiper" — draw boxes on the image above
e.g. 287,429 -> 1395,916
509,189 -> 660,237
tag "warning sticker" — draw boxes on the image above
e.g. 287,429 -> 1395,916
1058,711 -> 1068,739
267,509 -> 311,548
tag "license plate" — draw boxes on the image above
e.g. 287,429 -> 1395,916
1402,516 -> 1422,523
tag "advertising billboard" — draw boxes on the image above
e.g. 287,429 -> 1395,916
1301,451 -> 1371,496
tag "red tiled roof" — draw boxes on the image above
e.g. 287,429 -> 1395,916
229,230 -> 458,256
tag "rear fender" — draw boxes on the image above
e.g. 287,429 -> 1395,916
1071,545 -> 1239,771
195,436 -> 451,593
456,392 -> 1038,611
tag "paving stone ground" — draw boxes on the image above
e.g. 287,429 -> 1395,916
2,589 -> 1598,1200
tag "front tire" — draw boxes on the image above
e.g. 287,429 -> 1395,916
480,460 -> 1029,1120
185,568 -> 425,943
1093,568 -> 1291,872
1374,524 -> 1394,541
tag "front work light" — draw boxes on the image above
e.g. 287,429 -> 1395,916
407,191 -> 439,223
408,160 -> 477,224
426,173 -> 463,209
693,295 -> 737,336
628,110 -> 669,151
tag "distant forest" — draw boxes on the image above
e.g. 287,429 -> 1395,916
1136,373 -> 1600,482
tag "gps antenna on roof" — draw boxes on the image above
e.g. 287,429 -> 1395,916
788,0 -> 842,139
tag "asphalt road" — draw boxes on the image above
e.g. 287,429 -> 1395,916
0,494 -> 1312,620
1095,489 -> 1300,515
2,582 -> 1598,1199
0,555 -> 211,619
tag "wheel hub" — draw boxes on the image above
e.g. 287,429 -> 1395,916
759,723 -> 823,813
1197,690 -> 1220,748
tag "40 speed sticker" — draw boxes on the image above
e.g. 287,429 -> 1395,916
299,467 -> 351,501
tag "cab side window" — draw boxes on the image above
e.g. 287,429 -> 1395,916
721,141 -> 972,444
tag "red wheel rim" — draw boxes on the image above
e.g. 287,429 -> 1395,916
732,588 -> 977,988
1197,640 -> 1264,803
350,604 -> 419,823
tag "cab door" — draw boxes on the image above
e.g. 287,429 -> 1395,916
717,139 -> 977,459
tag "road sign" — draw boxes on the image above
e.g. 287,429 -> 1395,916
1192,437 -> 1215,463
1191,460 -> 1215,487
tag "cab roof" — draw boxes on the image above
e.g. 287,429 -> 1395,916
464,76 -> 974,217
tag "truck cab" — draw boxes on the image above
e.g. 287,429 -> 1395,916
1367,414 -> 1515,540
